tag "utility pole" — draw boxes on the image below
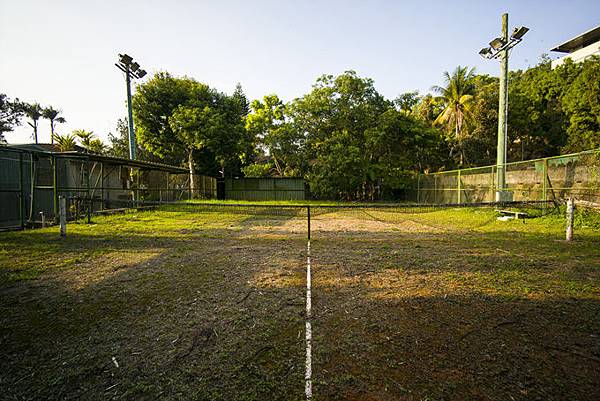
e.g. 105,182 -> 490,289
496,13 -> 509,202
115,54 -> 147,160
479,14 -> 529,203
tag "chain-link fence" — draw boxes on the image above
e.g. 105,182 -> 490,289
411,150 -> 600,205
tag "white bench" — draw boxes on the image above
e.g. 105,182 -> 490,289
496,209 -> 529,221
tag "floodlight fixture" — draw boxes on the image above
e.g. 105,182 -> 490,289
479,47 -> 492,58
119,53 -> 133,64
489,37 -> 505,50
511,26 -> 529,40
137,69 -> 147,78
130,62 -> 140,72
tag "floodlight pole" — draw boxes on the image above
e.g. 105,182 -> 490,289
496,13 -> 509,202
116,54 -> 147,161
125,68 -> 137,160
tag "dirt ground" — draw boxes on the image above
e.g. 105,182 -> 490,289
1,207 -> 599,400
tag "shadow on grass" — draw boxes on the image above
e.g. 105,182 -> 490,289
0,208 -> 598,400
0,232 -> 306,401
306,232 -> 600,401
312,292 -> 600,401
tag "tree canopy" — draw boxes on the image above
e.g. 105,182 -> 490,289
5,55 -> 595,201
132,73 -> 250,181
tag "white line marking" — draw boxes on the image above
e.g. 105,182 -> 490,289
305,240 -> 312,399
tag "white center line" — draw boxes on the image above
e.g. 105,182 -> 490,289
305,240 -> 312,399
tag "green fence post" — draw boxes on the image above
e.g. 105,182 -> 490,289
542,158 -> 548,204
100,162 -> 104,210
86,158 -> 91,224
457,170 -> 462,204
52,155 -> 58,222
19,152 -> 25,229
490,166 -> 496,202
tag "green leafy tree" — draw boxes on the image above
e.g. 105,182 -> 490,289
42,106 -> 66,145
133,73 -> 251,179
287,71 -> 441,199
87,139 -> 106,154
0,94 -> 24,142
288,71 -> 389,199
241,162 -> 273,177
106,119 -> 131,158
561,58 -> 600,151
460,75 -> 499,166
107,118 -> 156,160
132,72 -> 196,165
394,91 -> 420,114
246,94 -> 300,176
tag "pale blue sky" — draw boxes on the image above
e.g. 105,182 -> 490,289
1,0 -> 599,144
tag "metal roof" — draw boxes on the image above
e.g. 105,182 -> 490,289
551,25 -> 600,53
4,144 -> 188,173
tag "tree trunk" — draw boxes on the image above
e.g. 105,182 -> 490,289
188,149 -> 196,198
272,154 -> 283,176
34,122 -> 38,144
50,120 -> 55,144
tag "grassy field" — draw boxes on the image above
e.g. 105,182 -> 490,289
0,203 -> 599,400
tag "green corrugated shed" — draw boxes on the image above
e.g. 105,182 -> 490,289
225,177 -> 305,201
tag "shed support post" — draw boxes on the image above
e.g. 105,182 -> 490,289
86,158 -> 91,224
100,162 -> 104,210
53,155 -> 58,222
19,152 -> 25,229
29,153 -> 35,223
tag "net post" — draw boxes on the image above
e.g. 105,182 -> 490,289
19,152 -> 25,229
86,158 -> 92,224
566,197 -> 574,242
307,205 -> 311,241
59,195 -> 67,238
457,169 -> 462,204
542,158 -> 548,210
52,155 -> 58,222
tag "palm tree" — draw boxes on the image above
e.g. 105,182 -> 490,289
73,129 -> 95,152
432,66 -> 476,164
24,103 -> 43,144
42,106 -> 66,144
87,138 -> 106,154
52,132 -> 77,151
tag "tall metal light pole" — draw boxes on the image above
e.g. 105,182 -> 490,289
479,14 -> 529,202
115,54 -> 147,160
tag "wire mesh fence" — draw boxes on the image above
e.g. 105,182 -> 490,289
411,149 -> 600,205
139,200 -> 558,241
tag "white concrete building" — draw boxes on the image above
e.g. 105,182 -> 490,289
551,25 -> 600,69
